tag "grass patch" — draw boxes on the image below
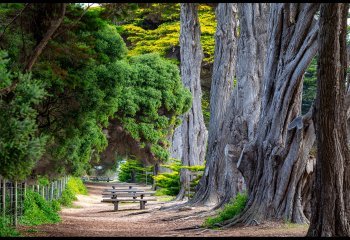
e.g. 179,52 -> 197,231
203,193 -> 248,228
283,220 -> 308,229
20,190 -> 61,226
26,228 -> 39,233
156,195 -> 175,202
0,217 -> 20,237
154,188 -> 172,196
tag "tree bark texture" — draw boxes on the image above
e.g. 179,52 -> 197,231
171,3 -> 208,200
190,3 -> 269,208
307,3 -> 350,237
222,3 -> 320,227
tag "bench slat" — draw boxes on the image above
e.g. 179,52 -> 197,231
101,198 -> 156,202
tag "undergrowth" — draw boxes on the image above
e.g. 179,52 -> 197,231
16,177 -> 87,231
0,217 -> 20,237
203,193 -> 248,228
59,177 -> 88,207
20,190 -> 61,226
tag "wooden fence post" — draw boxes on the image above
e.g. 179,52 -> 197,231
2,179 -> 5,219
14,181 -> 17,226
55,181 -> 58,199
51,182 -> 54,201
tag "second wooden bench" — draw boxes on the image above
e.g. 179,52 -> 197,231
101,198 -> 156,211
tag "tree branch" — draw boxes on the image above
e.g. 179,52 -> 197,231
52,3 -> 93,40
24,3 -> 66,72
0,3 -> 30,41
0,3 -> 67,96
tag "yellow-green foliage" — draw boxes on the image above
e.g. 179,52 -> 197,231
117,4 -> 216,63
66,177 -> 88,195
204,193 -> 248,228
59,177 -> 88,207
153,159 -> 205,196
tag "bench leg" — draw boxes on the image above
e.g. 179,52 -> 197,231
140,201 -> 146,210
114,202 -> 119,211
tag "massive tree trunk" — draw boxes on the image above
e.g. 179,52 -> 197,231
222,3 -> 320,227
171,3 -> 208,200
190,3 -> 269,208
307,3 -> 350,237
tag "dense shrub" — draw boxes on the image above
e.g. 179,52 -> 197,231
59,177 -> 88,207
203,193 -> 248,228
0,51 -> 47,181
20,190 -> 61,226
20,177 -> 87,227
153,159 -> 204,196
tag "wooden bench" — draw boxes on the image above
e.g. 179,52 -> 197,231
101,192 -> 155,199
101,186 -> 156,211
101,198 -> 156,211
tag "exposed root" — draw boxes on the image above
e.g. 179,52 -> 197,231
123,211 -> 151,216
172,225 -> 201,231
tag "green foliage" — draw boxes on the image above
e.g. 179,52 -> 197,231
201,89 -> 210,127
117,160 -> 153,183
153,159 -> 205,196
66,177 -> 88,195
111,53 -> 191,161
116,4 -> 216,63
0,51 -> 47,181
37,176 -> 50,186
0,3 -> 192,179
302,57 -> 317,114
20,190 -> 61,226
0,217 -> 20,237
58,186 -> 76,207
59,177 -> 88,207
203,193 -> 248,228
50,199 -> 61,212
95,24 -> 128,63
154,171 -> 180,196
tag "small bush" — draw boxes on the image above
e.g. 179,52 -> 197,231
0,217 -> 20,237
58,177 -> 88,207
50,199 -> 61,212
203,193 -> 248,228
67,177 -> 88,195
20,190 -> 61,226
153,171 -> 180,196
153,159 -> 204,196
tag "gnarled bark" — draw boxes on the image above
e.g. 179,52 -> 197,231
222,3 -> 320,227
171,3 -> 208,200
307,3 -> 350,236
190,3 -> 269,208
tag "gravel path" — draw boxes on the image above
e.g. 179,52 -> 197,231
18,182 -> 308,237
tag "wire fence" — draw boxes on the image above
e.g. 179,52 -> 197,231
0,176 -> 69,226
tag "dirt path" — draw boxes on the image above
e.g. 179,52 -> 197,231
18,182 -> 308,237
